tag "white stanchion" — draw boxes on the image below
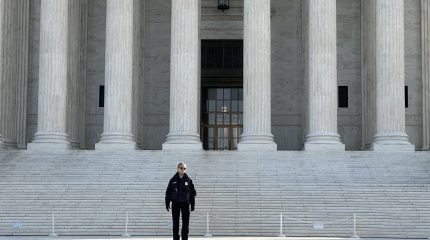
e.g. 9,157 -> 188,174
122,211 -> 131,237
351,213 -> 360,239
278,212 -> 286,237
204,212 -> 212,237
49,211 -> 58,237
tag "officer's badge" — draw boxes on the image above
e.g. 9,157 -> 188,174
185,182 -> 188,186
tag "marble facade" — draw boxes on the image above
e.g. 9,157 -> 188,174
0,0 -> 428,151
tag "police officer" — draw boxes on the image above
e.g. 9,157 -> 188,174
165,162 -> 196,240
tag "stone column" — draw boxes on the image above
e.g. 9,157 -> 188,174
363,0 -> 414,151
67,0 -> 87,149
422,0 -> 430,151
16,0 -> 30,149
0,0 -> 29,149
162,0 -> 202,150
303,0 -> 344,151
28,0 -> 71,150
0,0 -> 5,149
95,0 -> 137,150
237,0 -> 277,151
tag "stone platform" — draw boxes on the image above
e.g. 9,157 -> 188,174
0,150 -> 429,238
0,237 -> 426,240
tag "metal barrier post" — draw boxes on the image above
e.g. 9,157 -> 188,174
204,212 -> 212,237
278,212 -> 286,237
49,211 -> 58,237
351,213 -> 359,239
122,211 -> 131,237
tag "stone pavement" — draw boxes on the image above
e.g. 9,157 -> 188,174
0,237 -> 425,240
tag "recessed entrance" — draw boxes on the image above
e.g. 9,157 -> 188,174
201,40 -> 243,150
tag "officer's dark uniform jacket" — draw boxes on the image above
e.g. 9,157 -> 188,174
165,172 -> 196,209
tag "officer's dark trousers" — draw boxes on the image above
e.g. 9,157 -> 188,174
172,201 -> 190,240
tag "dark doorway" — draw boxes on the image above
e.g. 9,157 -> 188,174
201,40 -> 243,150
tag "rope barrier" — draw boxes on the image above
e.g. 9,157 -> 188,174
197,211 -> 361,238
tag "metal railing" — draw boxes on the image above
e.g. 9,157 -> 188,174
37,210 -> 427,239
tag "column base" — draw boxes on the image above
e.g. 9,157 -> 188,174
0,136 -> 5,150
304,142 -> 345,151
162,132 -> 202,150
304,132 -> 345,151
27,132 -> 72,150
0,136 -> 17,149
95,132 -> 137,150
369,133 -> 415,152
237,133 -> 277,151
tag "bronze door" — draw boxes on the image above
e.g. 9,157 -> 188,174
201,88 -> 243,150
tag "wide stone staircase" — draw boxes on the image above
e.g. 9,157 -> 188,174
0,150 -> 429,238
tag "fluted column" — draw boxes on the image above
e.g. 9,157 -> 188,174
0,0 -> 17,148
16,0 -> 30,149
95,0 -> 137,150
422,0 -> 430,151
237,0 -> 277,151
28,0 -> 71,150
363,0 -> 414,151
0,0 -> 29,149
162,0 -> 202,150
303,0 -> 344,151
0,0 -> 5,149
67,0 -> 87,149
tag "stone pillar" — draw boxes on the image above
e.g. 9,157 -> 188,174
95,0 -> 137,150
0,0 -> 5,149
363,0 -> 414,151
28,0 -> 71,150
237,0 -> 277,151
422,0 -> 430,151
0,0 -> 29,149
303,0 -> 344,151
67,0 -> 87,149
162,0 -> 202,150
16,0 -> 30,149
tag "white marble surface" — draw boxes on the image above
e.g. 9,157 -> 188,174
0,237 -> 420,240
0,0 -> 29,149
0,0 -> 18,148
362,0 -> 414,151
238,0 -> 276,151
27,0 -> 71,150
95,0 -> 137,150
22,0 -> 425,151
162,0 -> 202,150
303,0 -> 344,151
0,150 -> 429,237
66,0 -> 87,149
422,0 -> 430,150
